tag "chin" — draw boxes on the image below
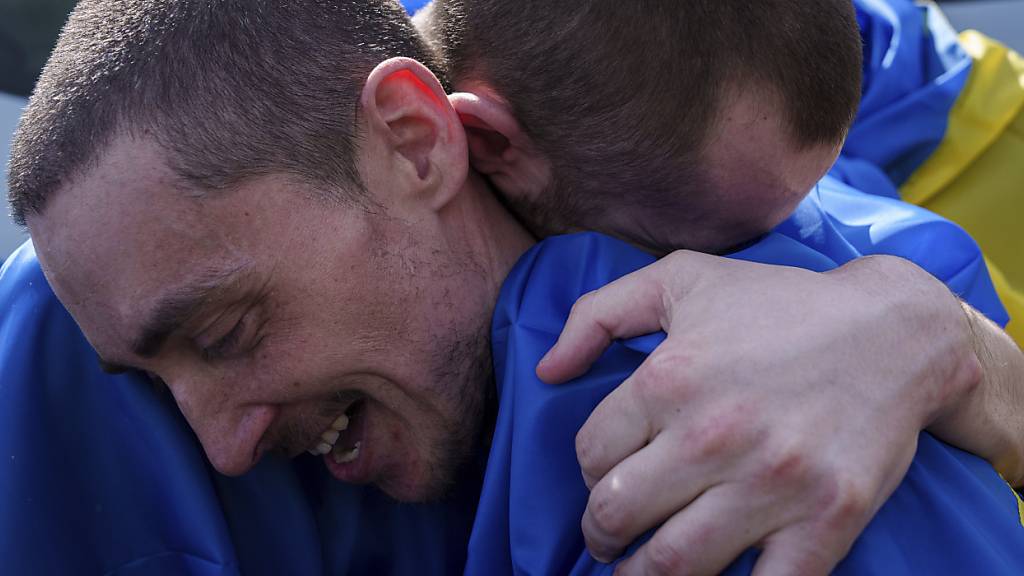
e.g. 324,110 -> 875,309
377,462 -> 457,503
380,428 -> 482,503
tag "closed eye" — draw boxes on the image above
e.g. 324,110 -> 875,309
200,315 -> 247,361
198,278 -> 272,362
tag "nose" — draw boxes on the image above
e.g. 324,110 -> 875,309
160,370 -> 278,476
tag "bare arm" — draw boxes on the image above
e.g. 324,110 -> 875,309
930,300 -> 1024,486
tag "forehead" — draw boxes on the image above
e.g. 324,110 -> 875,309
33,138 -> 220,301
28,136 -> 350,357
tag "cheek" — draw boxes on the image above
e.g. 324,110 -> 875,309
768,188 -> 809,226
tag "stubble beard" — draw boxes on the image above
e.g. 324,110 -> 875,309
390,316 -> 494,503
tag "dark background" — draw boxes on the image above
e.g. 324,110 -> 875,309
0,0 -> 77,96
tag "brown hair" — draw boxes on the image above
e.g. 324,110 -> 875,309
8,0 -> 443,225
429,0 -> 863,237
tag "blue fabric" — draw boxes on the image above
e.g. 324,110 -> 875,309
402,0 -> 431,15
0,3 -> 1007,574
836,0 -> 972,192
0,242 -> 478,575
0,185 -> 1013,574
467,178 -> 1019,575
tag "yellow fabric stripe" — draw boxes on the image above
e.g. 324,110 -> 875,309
901,32 -> 1024,206
899,31 -> 1024,347
1018,490 -> 1024,528
1012,482 -> 1024,528
987,258 -> 1024,346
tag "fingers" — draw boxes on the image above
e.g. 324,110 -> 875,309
750,473 -> 877,576
575,375 -> 651,489
536,263 -> 669,384
575,344 -> 714,489
582,402 -> 758,560
750,526 -> 845,576
582,432 -> 712,561
613,484 -> 771,576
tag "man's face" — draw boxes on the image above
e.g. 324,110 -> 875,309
30,136 -> 493,501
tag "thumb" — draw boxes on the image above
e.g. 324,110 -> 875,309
536,261 -> 674,384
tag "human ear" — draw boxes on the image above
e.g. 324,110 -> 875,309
361,57 -> 467,211
448,89 -> 553,204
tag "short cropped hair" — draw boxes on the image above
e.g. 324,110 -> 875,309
8,0 -> 442,225
430,0 -> 863,235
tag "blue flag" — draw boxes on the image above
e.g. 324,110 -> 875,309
833,0 -> 973,195
467,177 -> 1020,575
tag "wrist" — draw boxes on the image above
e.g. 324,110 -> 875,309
921,295 -> 985,428
831,256 -> 981,427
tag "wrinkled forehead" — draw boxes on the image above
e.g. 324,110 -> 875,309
28,133 -> 376,360
27,138 -> 232,353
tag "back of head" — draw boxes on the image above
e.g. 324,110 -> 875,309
8,0 -> 442,225
430,0 -> 862,251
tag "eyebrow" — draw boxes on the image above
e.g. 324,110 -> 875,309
129,260 -> 255,359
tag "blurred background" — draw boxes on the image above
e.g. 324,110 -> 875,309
1,0 -> 1022,259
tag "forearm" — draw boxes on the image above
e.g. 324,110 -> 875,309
830,254 -> 1024,486
930,302 -> 1024,486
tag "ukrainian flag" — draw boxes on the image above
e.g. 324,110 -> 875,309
838,0 -> 1024,345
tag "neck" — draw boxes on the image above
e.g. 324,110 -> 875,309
440,170 -> 536,296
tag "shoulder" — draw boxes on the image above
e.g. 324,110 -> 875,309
493,233 -> 657,338
784,177 -> 1006,325
1,241 -> 59,313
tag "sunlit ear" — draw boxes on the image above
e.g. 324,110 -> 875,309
361,57 -> 467,211
449,89 -> 553,203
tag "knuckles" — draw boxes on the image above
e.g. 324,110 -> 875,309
691,416 -> 743,461
567,290 -> 600,325
658,249 -> 699,278
585,478 -> 636,550
817,475 -> 873,532
575,427 -> 606,480
752,439 -> 874,534
681,404 -> 756,464
754,441 -> 813,490
633,350 -> 697,408
645,536 -> 696,576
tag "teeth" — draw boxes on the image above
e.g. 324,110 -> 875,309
333,442 -> 361,464
309,412 -> 352,457
331,414 -> 350,432
308,443 -> 331,456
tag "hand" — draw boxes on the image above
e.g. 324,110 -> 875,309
538,251 -> 981,576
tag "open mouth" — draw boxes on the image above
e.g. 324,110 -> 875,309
308,400 -> 366,465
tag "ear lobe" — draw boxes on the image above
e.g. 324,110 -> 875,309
361,57 -> 467,208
